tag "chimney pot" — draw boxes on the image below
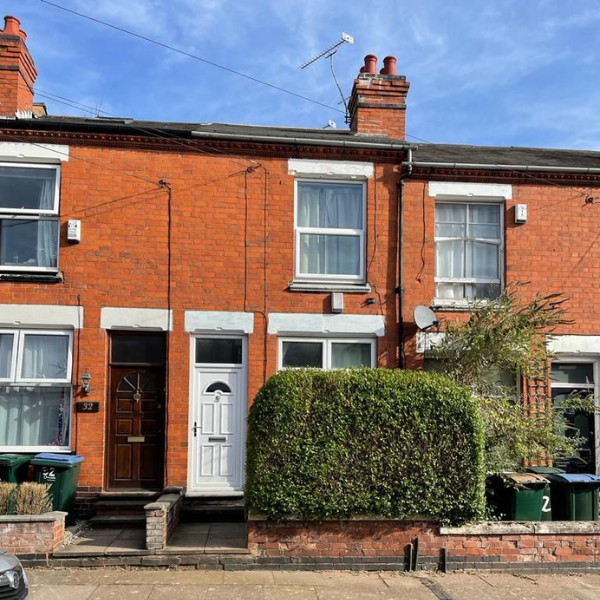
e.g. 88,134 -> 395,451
381,56 -> 398,76
363,54 -> 378,75
3,15 -> 21,35
2,16 -> 26,40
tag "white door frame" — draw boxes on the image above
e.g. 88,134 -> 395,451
187,334 -> 248,494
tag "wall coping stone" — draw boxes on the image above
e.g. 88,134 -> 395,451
0,511 -> 67,523
441,521 -> 600,535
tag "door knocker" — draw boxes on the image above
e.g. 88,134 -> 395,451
133,391 -> 142,403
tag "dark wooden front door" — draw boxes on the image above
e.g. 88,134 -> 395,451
107,366 -> 165,489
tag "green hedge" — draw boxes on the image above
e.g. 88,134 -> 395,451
246,368 -> 485,525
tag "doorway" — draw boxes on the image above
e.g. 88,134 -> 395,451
106,333 -> 166,490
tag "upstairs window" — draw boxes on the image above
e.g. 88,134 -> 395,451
435,202 -> 503,302
0,330 -> 72,450
295,180 -> 365,283
0,163 -> 60,272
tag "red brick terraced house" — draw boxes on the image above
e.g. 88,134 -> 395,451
1,15 -> 600,518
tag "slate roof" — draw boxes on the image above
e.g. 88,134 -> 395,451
412,143 -> 600,170
8,116 -> 600,169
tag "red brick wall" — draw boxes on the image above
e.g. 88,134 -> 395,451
0,513 -> 65,557
0,142 -> 400,489
401,178 -> 600,370
248,519 -> 600,564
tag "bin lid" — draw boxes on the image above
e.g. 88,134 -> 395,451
0,454 -> 31,467
546,473 -> 600,484
525,466 -> 566,475
505,473 -> 549,485
31,453 -> 84,466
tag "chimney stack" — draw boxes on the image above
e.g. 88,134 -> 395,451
0,15 -> 37,118
348,54 -> 410,139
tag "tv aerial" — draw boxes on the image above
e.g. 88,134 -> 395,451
413,305 -> 441,332
300,33 -> 354,122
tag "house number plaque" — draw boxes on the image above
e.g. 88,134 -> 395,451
76,401 -> 99,413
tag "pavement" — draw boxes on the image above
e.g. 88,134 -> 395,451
27,569 -> 600,600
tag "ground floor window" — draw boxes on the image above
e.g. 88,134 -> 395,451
279,338 -> 376,369
551,361 -> 597,473
0,329 -> 72,450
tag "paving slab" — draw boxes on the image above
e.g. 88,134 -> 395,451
222,570 -> 275,585
321,572 -> 388,587
205,584 -> 264,600
314,585 -> 397,600
264,585 -> 320,600
149,585 -> 210,600
168,532 -> 208,550
30,584 -> 97,599
86,584 -> 154,599
272,571 -> 327,586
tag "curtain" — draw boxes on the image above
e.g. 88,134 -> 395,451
331,343 -> 372,368
36,220 -> 58,267
38,178 -> 54,210
298,183 -> 362,276
21,335 -> 68,379
0,387 -> 69,446
0,334 -> 12,379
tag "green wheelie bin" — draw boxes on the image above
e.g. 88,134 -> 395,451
486,473 -> 550,521
525,466 -> 565,521
0,454 -> 32,484
30,453 -> 84,514
546,473 -> 600,521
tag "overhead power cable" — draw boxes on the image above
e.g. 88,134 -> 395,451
40,0 -> 337,113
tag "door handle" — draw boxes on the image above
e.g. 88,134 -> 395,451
192,421 -> 200,437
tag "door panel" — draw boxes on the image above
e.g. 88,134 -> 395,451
107,367 -> 165,489
191,369 -> 244,490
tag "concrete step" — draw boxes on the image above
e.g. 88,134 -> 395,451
89,514 -> 146,528
95,499 -> 150,515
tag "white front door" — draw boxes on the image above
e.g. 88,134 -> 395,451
190,368 -> 245,491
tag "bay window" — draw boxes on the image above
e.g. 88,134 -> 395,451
0,163 -> 60,272
435,202 -> 503,302
0,330 -> 72,450
295,180 -> 365,282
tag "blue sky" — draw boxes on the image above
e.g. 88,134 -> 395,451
5,0 -> 600,149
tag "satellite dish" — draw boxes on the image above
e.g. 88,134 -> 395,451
414,305 -> 439,331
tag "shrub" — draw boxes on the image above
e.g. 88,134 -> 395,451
246,368 -> 485,525
0,483 -> 16,515
15,482 -> 52,515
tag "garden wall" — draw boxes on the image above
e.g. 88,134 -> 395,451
0,512 -> 66,558
248,519 -> 600,571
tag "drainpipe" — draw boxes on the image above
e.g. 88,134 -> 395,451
398,148 -> 413,369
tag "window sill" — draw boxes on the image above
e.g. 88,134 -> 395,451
431,299 -> 493,311
0,272 -> 63,284
288,281 -> 371,294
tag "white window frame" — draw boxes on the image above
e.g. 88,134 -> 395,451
0,162 -> 61,273
434,197 -> 504,306
278,337 -> 376,370
0,328 -> 73,452
294,178 -> 366,284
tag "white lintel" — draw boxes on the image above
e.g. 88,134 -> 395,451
429,181 -> 512,199
288,158 -> 374,179
0,142 -> 70,163
268,313 -> 385,337
184,311 -> 254,334
0,304 -> 83,328
100,307 -> 172,331
548,335 -> 600,355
